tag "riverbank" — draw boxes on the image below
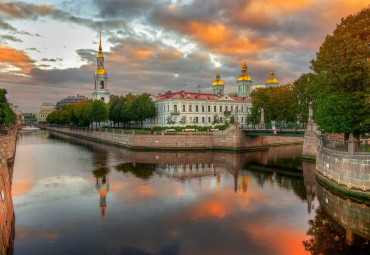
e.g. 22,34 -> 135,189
0,126 -> 17,254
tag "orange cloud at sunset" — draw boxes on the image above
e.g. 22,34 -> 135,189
244,222 -> 309,255
184,22 -> 266,55
0,45 -> 35,74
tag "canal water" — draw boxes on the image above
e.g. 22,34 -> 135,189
9,130 -> 369,255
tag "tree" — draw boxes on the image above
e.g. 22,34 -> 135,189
74,101 -> 91,127
229,115 -> 235,124
212,114 -> 220,125
293,73 -> 315,123
0,89 -> 16,126
124,93 -> 156,128
90,100 -> 109,127
179,116 -> 187,126
310,7 -> 370,138
166,116 -> 176,126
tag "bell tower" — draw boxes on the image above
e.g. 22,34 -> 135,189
92,32 -> 110,103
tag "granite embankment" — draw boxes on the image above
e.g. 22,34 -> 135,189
0,127 -> 17,254
47,125 -> 271,151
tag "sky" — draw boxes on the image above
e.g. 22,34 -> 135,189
0,0 -> 368,112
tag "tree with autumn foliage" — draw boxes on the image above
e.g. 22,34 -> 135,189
310,7 -> 370,138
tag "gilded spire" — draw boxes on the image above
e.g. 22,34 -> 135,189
99,31 -> 102,51
270,65 -> 274,76
241,58 -> 248,73
216,67 -> 220,78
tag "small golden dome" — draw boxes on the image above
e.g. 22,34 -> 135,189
241,58 -> 248,72
213,80 -> 224,86
97,51 -> 104,58
238,74 -> 251,81
266,77 -> 279,83
95,67 -> 107,75
216,72 -> 220,78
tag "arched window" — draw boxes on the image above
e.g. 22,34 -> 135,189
100,80 -> 104,89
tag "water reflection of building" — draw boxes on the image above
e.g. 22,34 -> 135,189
237,170 -> 251,197
156,163 -> 217,180
96,173 -> 109,217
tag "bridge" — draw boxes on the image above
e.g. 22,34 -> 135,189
242,123 -> 307,137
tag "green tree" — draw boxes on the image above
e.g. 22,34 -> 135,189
179,116 -> 187,126
166,116 -> 176,126
125,93 -> 156,128
90,100 -> 109,127
212,114 -> 220,125
293,73 -> 315,123
0,89 -> 16,126
229,115 -> 235,124
74,101 -> 91,127
310,7 -> 370,138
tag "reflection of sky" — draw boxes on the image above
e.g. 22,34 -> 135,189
12,131 -> 317,255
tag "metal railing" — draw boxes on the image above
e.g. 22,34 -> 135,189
322,139 -> 348,152
356,140 -> 369,152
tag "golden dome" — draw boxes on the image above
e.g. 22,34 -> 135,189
97,51 -> 104,58
95,67 -> 107,75
266,77 -> 279,83
213,68 -> 224,86
238,74 -> 251,81
213,80 -> 224,86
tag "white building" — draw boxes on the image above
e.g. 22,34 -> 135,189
36,103 -> 55,123
92,33 -> 110,103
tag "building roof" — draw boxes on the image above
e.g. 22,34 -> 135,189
154,91 -> 252,101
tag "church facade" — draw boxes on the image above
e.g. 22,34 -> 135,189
143,61 -> 280,128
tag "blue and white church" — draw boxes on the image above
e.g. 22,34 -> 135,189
92,33 -> 110,103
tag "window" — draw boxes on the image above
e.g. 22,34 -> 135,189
242,106 -> 244,112
225,106 -> 228,111
196,105 -> 199,112
190,117 -> 192,122
236,106 -> 239,112
241,117 -> 244,122
202,117 -> 205,123
231,106 -> 233,112
189,105 -> 192,112
208,105 -> 210,112
208,117 -> 211,123
174,105 -> 177,113
214,106 -> 216,112
167,105 -> 169,112
183,105 -> 185,112
202,106 -> 205,112
100,80 -> 104,89
220,117 -> 223,122
163,105 -> 165,112
220,106 -> 222,112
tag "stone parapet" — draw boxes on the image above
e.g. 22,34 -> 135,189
316,147 -> 370,198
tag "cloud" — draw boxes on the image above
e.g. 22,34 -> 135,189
0,18 -> 16,31
93,0 -> 154,19
0,45 -> 35,74
0,1 -> 127,30
1,34 -> 23,42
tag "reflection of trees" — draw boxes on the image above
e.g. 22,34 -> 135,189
115,163 -> 155,180
93,167 -> 109,178
267,157 -> 303,171
247,170 -> 307,201
303,207 -> 370,254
